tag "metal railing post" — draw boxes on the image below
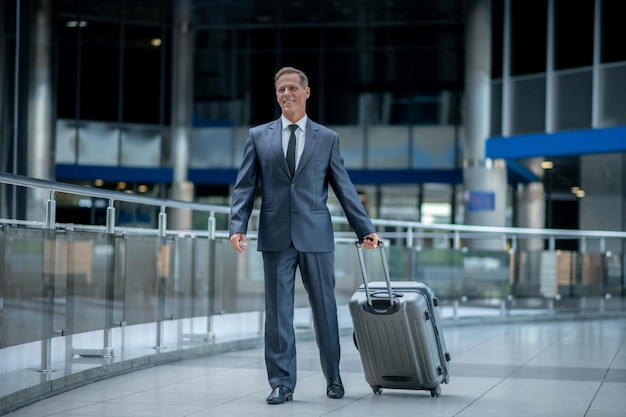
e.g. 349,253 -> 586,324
155,206 -> 168,351
453,231 -> 461,250
103,200 -> 116,356
206,211 -> 218,342
406,227 -> 415,283
39,191 -> 56,373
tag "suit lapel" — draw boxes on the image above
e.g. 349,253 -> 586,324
295,120 -> 319,177
269,119 -> 292,177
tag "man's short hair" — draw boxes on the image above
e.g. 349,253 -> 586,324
275,66 -> 309,89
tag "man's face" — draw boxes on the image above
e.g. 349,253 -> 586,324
276,72 -> 310,120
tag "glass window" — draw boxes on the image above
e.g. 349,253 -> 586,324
490,80 -> 502,136
390,93 -> 441,125
369,25 -> 416,49
238,52 -> 278,125
491,0 -> 504,79
123,25 -> 163,124
367,126 -> 410,169
195,50 -> 233,101
57,39 -> 79,119
510,75 -> 546,134
238,28 -> 276,52
324,51 -> 361,125
600,64 -> 626,127
194,29 -> 233,123
80,22 -> 120,121
324,27 -> 359,50
510,0 -> 547,75
123,0 -> 164,23
554,70 -> 592,131
56,0 -> 121,19
554,0 -> 594,70
281,27 -> 319,50
196,29 -> 231,50
601,0 -> 626,63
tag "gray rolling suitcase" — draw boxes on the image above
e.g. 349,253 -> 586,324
349,240 -> 451,397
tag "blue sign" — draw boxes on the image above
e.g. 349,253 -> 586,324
466,190 -> 495,212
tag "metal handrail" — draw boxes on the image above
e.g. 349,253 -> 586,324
0,171 -> 230,215
3,171 -> 626,243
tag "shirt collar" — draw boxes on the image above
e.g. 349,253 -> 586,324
281,114 -> 307,131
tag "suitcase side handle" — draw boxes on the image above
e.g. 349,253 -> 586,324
355,239 -> 395,306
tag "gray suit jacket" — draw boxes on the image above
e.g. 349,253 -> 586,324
229,118 -> 375,252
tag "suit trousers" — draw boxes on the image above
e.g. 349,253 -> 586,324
262,246 -> 340,391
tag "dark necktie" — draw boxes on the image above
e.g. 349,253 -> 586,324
286,124 -> 298,177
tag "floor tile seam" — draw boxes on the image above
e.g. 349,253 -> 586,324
317,392 -> 373,417
440,320 -> 575,360
446,366 -> 612,382
450,324 -> 584,416
448,376 -> 507,417
439,311 -> 626,329
505,322 -> 581,378
585,336 -> 626,415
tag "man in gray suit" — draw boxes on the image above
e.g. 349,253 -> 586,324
229,66 -> 380,404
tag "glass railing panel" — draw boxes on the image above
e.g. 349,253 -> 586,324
65,230 -> 116,335
167,235 -> 198,320
189,237 -> 212,316
120,234 -> 162,326
512,250 -> 556,297
606,253 -> 623,296
456,250 -> 511,299
333,242 -> 363,305
219,239 -> 265,314
579,253 -> 606,295
414,248 -> 465,298
1,227 -> 52,347
556,250 -> 577,296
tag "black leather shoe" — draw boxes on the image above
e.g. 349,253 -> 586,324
326,376 -> 344,399
266,386 -> 293,404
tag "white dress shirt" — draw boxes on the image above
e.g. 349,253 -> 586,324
281,114 -> 307,171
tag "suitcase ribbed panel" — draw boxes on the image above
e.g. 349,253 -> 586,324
368,312 -> 415,375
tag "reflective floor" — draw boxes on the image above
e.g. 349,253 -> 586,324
2,312 -> 625,417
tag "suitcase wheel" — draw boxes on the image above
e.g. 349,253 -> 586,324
430,386 -> 441,397
371,386 -> 383,394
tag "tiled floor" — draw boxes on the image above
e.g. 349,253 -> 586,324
2,315 -> 625,417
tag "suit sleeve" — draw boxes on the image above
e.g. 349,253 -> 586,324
229,129 -> 260,236
326,134 -> 375,239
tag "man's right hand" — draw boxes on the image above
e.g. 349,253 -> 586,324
229,233 -> 247,253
